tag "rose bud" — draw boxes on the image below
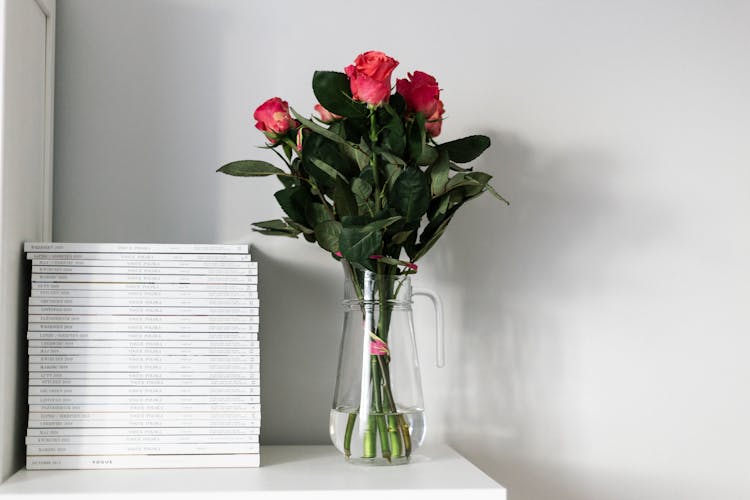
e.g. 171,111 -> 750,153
253,97 -> 296,142
314,104 -> 342,123
424,99 -> 445,138
344,51 -> 399,107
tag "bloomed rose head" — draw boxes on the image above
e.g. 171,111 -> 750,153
253,97 -> 295,140
396,71 -> 441,117
345,51 -> 399,107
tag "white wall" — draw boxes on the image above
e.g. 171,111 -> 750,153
54,1 -> 750,498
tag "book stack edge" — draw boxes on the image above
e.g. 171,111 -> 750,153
23,242 -> 260,469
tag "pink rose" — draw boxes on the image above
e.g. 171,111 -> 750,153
424,99 -> 445,137
344,51 -> 399,107
396,71 -> 441,117
253,97 -> 297,142
314,104 -> 341,123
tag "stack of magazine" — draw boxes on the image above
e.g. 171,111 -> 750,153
23,242 -> 260,469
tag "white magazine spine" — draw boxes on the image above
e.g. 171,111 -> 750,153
28,347 -> 260,356
27,332 -> 259,340
29,297 -> 260,307
29,378 -> 259,387
32,274 -> 258,284
27,252 -> 253,261
32,283 -> 257,292
27,419 -> 261,428
28,315 -> 258,324
28,339 -> 259,348
29,371 -> 260,380
28,387 -> 260,396
28,323 -> 259,332
29,355 -> 259,364
28,395 -> 261,405
26,434 -> 260,444
27,443 -> 259,455
26,453 -> 259,469
32,289 -> 259,299
26,426 -> 260,436
28,306 -> 258,316
29,403 -> 261,413
24,242 -> 249,254
28,411 -> 261,421
32,266 -> 257,276
28,444 -> 259,456
32,259 -> 256,268
28,364 -> 259,373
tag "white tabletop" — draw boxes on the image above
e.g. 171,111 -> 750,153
0,445 -> 505,499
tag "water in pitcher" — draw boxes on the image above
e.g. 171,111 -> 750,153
329,407 -> 426,465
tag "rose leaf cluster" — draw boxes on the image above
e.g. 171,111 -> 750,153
219,51 -> 507,274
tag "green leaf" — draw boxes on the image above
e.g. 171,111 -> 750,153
314,220 -> 343,253
291,108 -> 350,147
251,219 -> 301,238
341,215 -> 372,227
312,71 -> 368,118
340,225 -> 382,265
252,228 -> 300,238
381,107 -> 406,156
363,216 -> 403,233
487,183 -> 510,205
278,175 -> 298,189
389,93 -> 406,115
391,230 -> 413,245
379,150 -> 406,167
437,135 -> 491,163
285,218 -> 314,235
390,167 -> 430,222
463,172 -> 492,199
383,163 -> 402,193
376,256 -> 417,270
417,145 -> 439,166
407,113 -> 426,163
217,160 -> 285,177
427,192 -> 451,221
428,150 -> 451,197
334,177 -> 358,218
274,186 -> 312,226
252,219 -> 295,232
413,216 -> 453,261
449,162 -> 473,172
305,202 -> 332,229
311,158 -> 347,181
351,177 -> 372,201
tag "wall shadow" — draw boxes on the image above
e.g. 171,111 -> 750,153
250,246 -> 342,445
426,130 -> 672,499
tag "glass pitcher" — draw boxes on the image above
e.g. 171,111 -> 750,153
329,263 -> 444,465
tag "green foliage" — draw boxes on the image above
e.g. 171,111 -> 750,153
218,160 -> 285,177
437,135 -> 491,163
220,64 -> 507,274
312,71 -> 367,118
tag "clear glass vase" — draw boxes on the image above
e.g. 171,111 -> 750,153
329,262 -> 444,465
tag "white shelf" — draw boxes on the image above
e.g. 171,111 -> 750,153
0,444 -> 505,499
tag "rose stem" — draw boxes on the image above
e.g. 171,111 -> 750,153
398,414 -> 412,458
379,357 -> 403,458
372,356 -> 391,461
364,414 -> 376,458
343,411 -> 357,458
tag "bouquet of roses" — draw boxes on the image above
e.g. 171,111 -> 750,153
219,51 -> 505,463
218,50 -> 506,274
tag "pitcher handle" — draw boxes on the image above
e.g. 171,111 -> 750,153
412,287 -> 445,368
